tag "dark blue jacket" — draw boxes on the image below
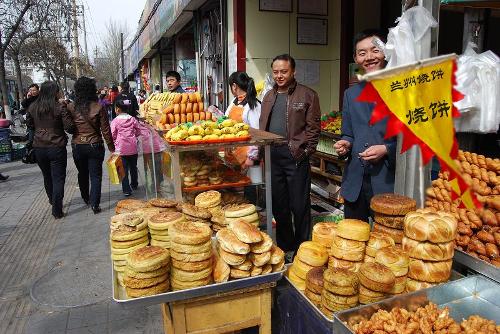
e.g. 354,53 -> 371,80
172,86 -> 185,93
340,82 -> 396,203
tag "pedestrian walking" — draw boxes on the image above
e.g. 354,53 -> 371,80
70,77 -> 115,214
111,97 -> 140,196
118,81 -> 139,117
26,81 -> 75,219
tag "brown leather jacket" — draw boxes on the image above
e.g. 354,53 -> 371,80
69,101 -> 115,151
260,80 -> 321,161
26,102 -> 75,148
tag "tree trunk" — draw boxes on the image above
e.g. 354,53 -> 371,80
12,53 -> 24,104
0,52 -> 12,120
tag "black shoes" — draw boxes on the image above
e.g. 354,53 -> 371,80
53,212 -> 65,219
91,206 -> 101,214
124,192 -> 132,197
83,198 -> 89,205
0,173 -> 9,181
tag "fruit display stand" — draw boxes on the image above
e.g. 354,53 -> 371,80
159,128 -> 286,237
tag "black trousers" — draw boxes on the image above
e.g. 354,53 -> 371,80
343,174 -> 374,222
271,145 -> 311,252
121,154 -> 138,193
35,147 -> 67,216
72,143 -> 105,207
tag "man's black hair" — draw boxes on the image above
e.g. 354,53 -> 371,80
271,54 -> 296,70
166,71 -> 181,82
120,81 -> 130,91
353,29 -> 386,54
28,83 -> 39,89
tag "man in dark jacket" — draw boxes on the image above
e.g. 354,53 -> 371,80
20,83 -> 39,113
260,54 -> 321,254
166,71 -> 185,93
118,81 -> 139,117
334,29 -> 396,222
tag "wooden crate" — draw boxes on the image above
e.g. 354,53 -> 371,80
161,282 -> 275,334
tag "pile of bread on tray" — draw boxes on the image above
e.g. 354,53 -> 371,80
425,150 -> 500,267
109,190 -> 284,298
286,193 -> 458,319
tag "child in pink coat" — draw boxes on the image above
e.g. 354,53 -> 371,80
111,98 -> 140,196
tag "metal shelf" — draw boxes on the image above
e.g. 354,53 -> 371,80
453,249 -> 500,284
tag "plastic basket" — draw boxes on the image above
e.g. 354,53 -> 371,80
0,128 -> 10,141
0,142 -> 12,153
0,152 -> 11,163
10,147 -> 26,161
316,135 -> 338,156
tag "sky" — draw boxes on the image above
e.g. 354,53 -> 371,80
80,0 -> 146,61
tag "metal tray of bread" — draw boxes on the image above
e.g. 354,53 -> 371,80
453,249 -> 500,284
333,275 -> 500,334
112,267 -> 285,308
284,267 -> 464,327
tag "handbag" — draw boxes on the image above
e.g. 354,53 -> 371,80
22,144 -> 36,164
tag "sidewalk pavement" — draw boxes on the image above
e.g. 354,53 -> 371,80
0,147 -> 163,333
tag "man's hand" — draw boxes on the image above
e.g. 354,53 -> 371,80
334,140 -> 351,156
359,145 -> 387,162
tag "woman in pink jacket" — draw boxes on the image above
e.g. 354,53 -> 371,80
111,97 -> 140,196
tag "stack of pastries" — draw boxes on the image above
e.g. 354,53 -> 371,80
115,199 -> 148,214
374,247 -> 409,295
147,198 -> 179,212
110,214 -> 149,286
312,222 -> 337,252
328,220 -> 370,273
181,203 -> 212,227
224,203 -> 260,229
364,232 -> 395,263
304,267 -> 325,307
169,221 -> 213,290
195,190 -> 223,216
321,268 -> 359,319
370,194 -> 417,244
357,262 -> 395,304
288,241 -> 328,291
403,208 -> 457,292
148,212 -> 185,249
124,246 -> 170,298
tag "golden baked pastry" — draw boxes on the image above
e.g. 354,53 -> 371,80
407,258 -> 452,283
305,289 -> 322,306
269,245 -> 285,265
225,212 -> 260,224
370,193 -> 417,215
195,190 -> 221,208
149,228 -> 169,236
232,259 -> 252,271
150,239 -> 170,249
181,203 -> 212,219
374,247 -> 409,277
272,258 -> 285,272
170,239 -> 212,254
171,275 -> 211,291
148,198 -> 178,208
171,258 -> 212,272
248,251 -> 271,267
363,254 -> 375,263
328,256 -> 362,273
124,264 -> 169,279
358,286 -> 386,304
322,288 -> 359,306
250,232 -> 273,253
126,246 -> 170,272
323,267 -> 359,296
123,273 -> 168,289
365,232 -> 396,257
296,241 -> 329,267
404,209 -> 457,243
114,264 -> 125,273
115,206 -> 133,214
170,249 -> 212,262
292,258 -> 315,280
148,212 -> 184,230
224,203 -> 256,218
402,237 -> 454,261
110,213 -> 144,230
358,262 -> 396,293
111,225 -> 149,241
117,199 -> 148,210
228,220 -> 262,243
218,246 -> 247,266
305,266 -> 325,294
287,267 -> 306,291
320,305 -> 334,319
111,240 -> 149,255
262,264 -> 272,274
373,223 -> 404,244
336,219 -> 370,241
374,212 -> 405,229
321,293 -> 357,312
170,221 -> 212,245
250,266 -> 263,276
405,277 -> 437,292
112,251 -> 136,261
217,228 -> 251,255
389,275 -> 407,294
125,279 -> 169,297
312,222 -> 337,248
330,234 -> 366,262
134,207 -> 170,221
171,266 -> 212,281
211,212 -> 226,225
230,268 -> 251,279
151,234 -> 170,242
213,253 -> 230,283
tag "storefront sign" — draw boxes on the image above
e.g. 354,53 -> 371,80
357,55 -> 479,209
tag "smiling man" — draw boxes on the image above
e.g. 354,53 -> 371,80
334,29 -> 396,222
260,54 -> 321,258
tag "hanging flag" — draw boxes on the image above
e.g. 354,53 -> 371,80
357,54 -> 479,209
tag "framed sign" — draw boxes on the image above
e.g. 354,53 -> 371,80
297,18 -> 328,45
298,0 -> 328,16
259,0 -> 292,13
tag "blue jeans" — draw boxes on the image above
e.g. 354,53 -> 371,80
121,154 -> 138,193
35,146 -> 67,216
72,143 -> 105,207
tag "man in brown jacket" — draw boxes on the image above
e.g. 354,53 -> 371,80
260,54 -> 321,256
